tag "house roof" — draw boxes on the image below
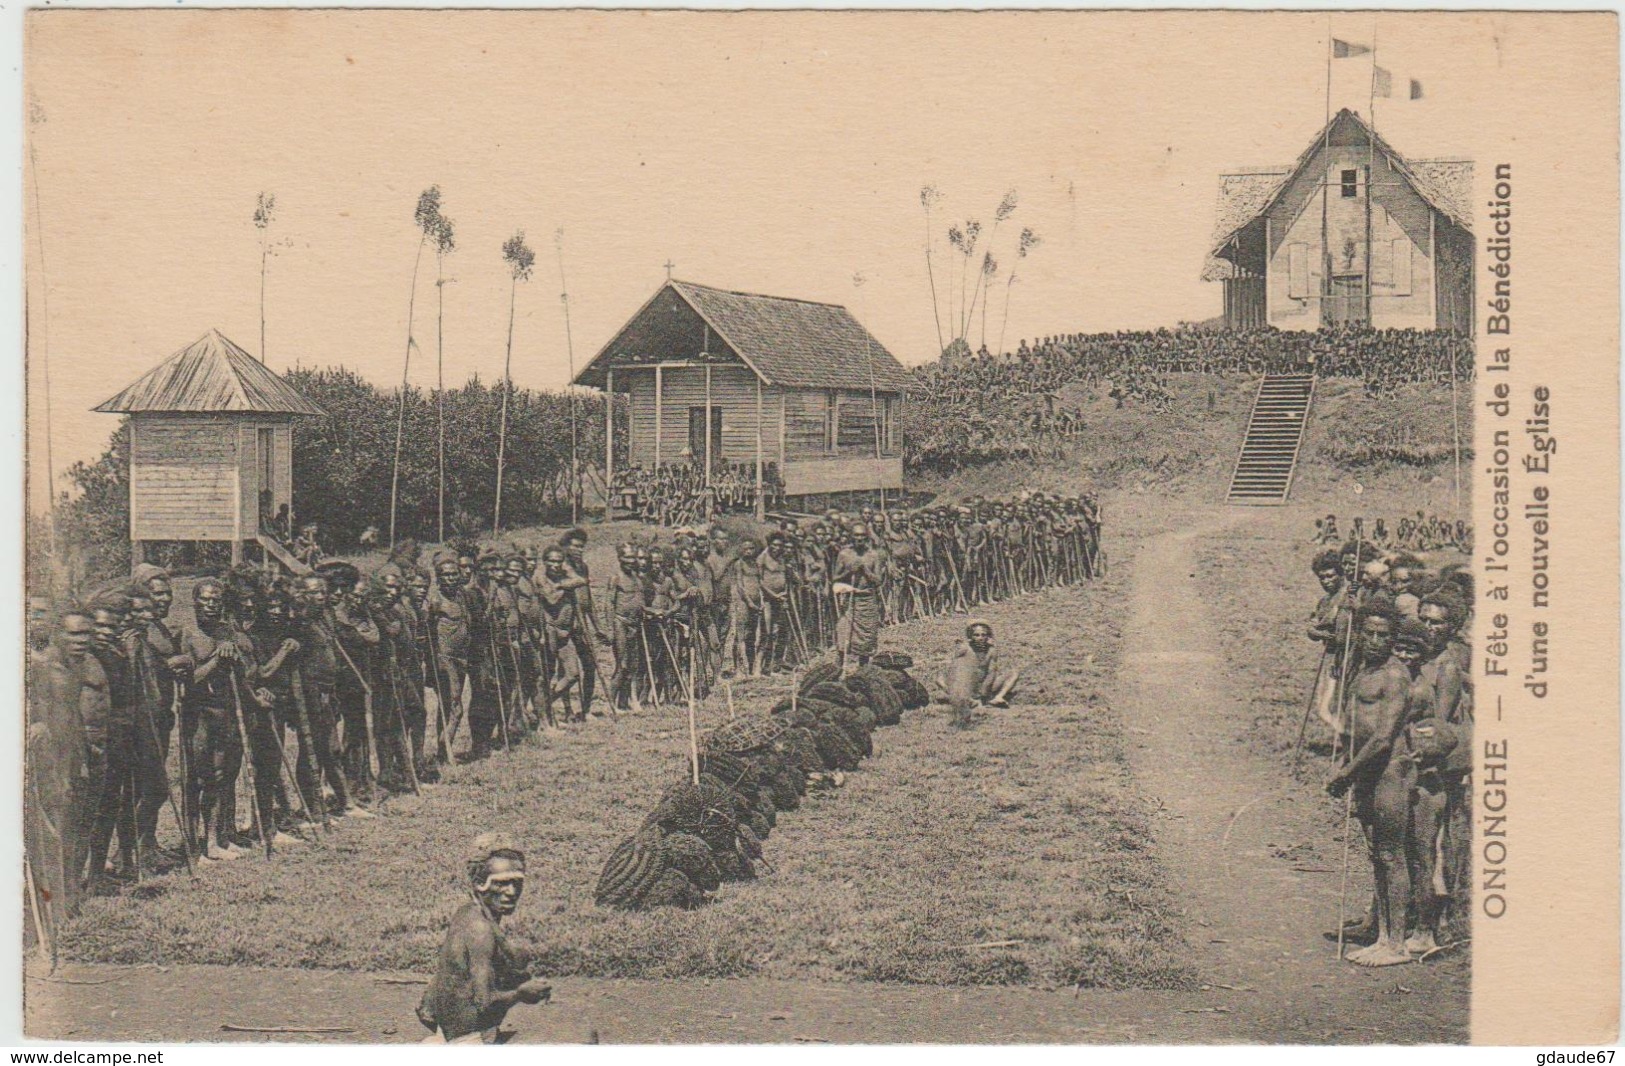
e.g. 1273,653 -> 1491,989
95,329 -> 324,416
574,280 -> 910,393
1202,168 -> 1291,281
1204,109 -> 1474,279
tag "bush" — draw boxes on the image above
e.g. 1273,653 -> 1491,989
40,369 -> 628,591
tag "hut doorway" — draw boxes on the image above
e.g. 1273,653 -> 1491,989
688,406 -> 722,465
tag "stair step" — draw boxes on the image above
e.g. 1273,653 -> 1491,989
1228,373 -> 1315,507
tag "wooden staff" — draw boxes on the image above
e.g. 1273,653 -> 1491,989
24,856 -> 52,968
485,625 -> 514,753
423,619 -> 456,761
288,665 -> 332,833
226,668 -> 273,859
331,627 -> 384,779
381,637 -> 420,795
686,638 -> 701,786
1334,521 -> 1368,960
132,649 -> 197,876
1293,649 -> 1331,768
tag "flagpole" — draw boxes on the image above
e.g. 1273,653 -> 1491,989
1320,16 -> 1334,328
1366,16 -> 1378,324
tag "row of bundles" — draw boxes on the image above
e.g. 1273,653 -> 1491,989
594,652 -> 929,910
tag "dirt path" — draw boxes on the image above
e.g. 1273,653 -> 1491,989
1111,510 -> 1467,1042
25,508 -> 1465,1044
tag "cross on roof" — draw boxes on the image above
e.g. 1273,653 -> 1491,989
664,259 -> 676,281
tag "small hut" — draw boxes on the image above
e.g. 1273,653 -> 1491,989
94,329 -> 323,570
574,279 -> 910,514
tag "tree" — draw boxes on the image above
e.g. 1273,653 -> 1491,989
998,227 -> 1041,358
253,192 -> 276,362
964,189 -> 1017,344
56,422 -> 131,586
389,186 -> 443,548
493,230 -> 535,532
429,202 -> 457,542
919,185 -> 947,355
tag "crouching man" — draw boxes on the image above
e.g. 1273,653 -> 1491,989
418,833 -> 552,1043
940,620 -> 1020,730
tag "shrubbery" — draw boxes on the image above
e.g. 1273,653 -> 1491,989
46,368 -> 624,589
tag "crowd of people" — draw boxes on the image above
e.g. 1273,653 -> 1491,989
1302,532 -> 1473,967
906,326 -> 1473,467
1313,512 -> 1472,553
22,491 -> 1100,938
601,491 -> 1100,711
609,461 -> 786,526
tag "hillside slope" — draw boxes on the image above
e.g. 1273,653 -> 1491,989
914,373 -> 1472,519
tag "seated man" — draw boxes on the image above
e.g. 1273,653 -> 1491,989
940,620 -> 1020,729
418,833 -> 552,1043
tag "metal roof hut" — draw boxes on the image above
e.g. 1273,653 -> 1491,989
1203,108 -> 1473,331
574,280 -> 910,516
95,329 -> 323,570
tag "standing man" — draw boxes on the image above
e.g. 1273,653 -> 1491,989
833,523 -> 885,672
130,565 -> 191,866
82,592 -> 139,890
295,575 -> 359,820
428,551 -> 478,761
557,529 -> 604,718
1326,606 -> 1414,968
326,563 -> 383,805
607,544 -> 648,712
705,528 -> 738,676
536,548 -> 588,722
180,579 -> 254,862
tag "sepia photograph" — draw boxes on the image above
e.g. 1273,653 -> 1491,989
15,8 -> 1619,1047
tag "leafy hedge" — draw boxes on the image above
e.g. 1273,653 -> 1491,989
49,369 -> 624,589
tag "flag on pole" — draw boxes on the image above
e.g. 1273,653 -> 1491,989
1373,66 -> 1393,98
1332,38 -> 1372,58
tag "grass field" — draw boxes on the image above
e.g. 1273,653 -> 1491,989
59,565 -> 1194,991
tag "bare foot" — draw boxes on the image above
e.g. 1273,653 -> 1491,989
1405,931 -> 1438,955
1352,943 -> 1413,967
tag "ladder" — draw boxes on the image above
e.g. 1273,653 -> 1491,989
1226,373 -> 1315,505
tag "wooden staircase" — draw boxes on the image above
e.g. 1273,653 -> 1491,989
1226,373 -> 1315,505
256,533 -> 314,577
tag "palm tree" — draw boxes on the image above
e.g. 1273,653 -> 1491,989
253,192 -> 276,362
493,231 -> 535,533
919,185 -> 946,355
978,253 -> 998,352
964,189 -> 1017,345
956,219 -> 981,342
998,227 -> 1040,358
430,211 -> 456,542
388,186 -> 442,547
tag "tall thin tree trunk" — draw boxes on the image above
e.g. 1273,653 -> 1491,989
389,238 -> 427,549
556,239 -> 579,525
957,254 -> 968,342
436,250 -> 447,543
923,210 -> 945,354
980,280 -> 989,350
259,246 -> 268,363
494,276 -> 516,532
997,273 -> 1016,357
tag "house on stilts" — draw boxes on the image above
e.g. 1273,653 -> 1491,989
574,279 -> 910,517
95,329 -> 323,572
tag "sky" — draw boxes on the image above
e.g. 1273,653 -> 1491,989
24,10 -> 1491,507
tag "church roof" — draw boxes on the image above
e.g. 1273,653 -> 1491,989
575,280 -> 910,393
1203,109 -> 1473,280
95,329 -> 323,415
